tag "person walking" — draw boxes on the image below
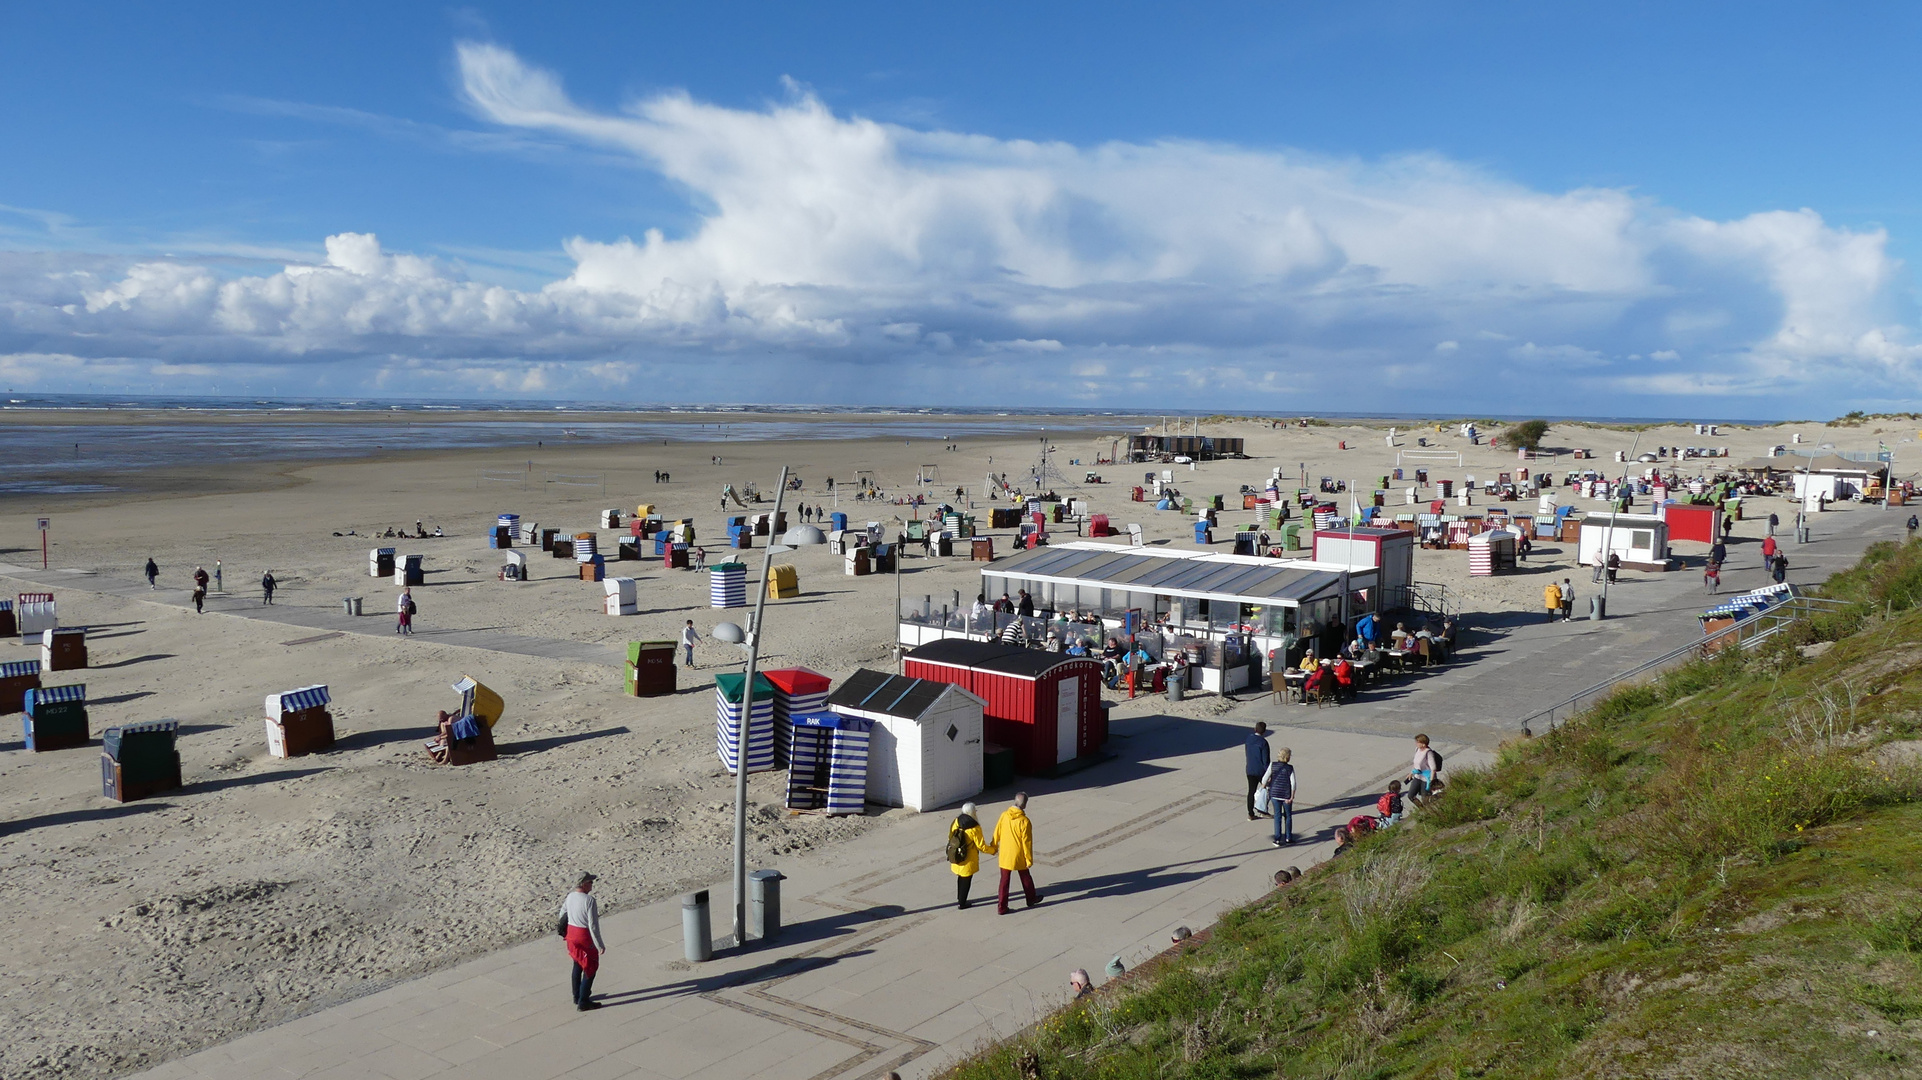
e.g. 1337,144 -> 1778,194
144,558 -> 158,589
1768,511 -> 1780,537
1542,580 -> 1562,624
680,620 -> 700,667
260,571 -> 276,605
1761,534 -> 1778,569
1267,747 -> 1297,846
1560,578 -> 1576,622
947,801 -> 993,909
396,587 -> 415,635
1772,553 -> 1789,584
1591,549 -> 1606,584
1710,538 -> 1727,567
991,793 -> 1043,914
1407,734 -> 1442,807
192,566 -> 210,613
1605,552 -> 1621,584
1244,722 -> 1271,820
1908,513 -> 1918,540
558,873 -> 607,1011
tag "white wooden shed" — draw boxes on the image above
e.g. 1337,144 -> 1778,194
828,669 -> 985,812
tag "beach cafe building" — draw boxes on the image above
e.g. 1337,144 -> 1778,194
896,541 -> 1381,682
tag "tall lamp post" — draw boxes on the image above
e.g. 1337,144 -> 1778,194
1596,433 -> 1643,619
715,465 -> 790,949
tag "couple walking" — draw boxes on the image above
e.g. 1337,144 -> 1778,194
947,793 -> 1043,913
1244,723 -> 1298,846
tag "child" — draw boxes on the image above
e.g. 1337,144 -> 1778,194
1376,780 -> 1405,826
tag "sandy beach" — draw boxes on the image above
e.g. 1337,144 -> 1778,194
0,411 -> 1906,1079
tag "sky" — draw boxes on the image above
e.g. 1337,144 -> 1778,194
2,2 -> 1920,417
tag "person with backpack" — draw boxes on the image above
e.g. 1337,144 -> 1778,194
946,802 -> 994,909
396,587 -> 416,635
1377,780 -> 1405,826
1407,734 -> 1442,806
1267,747 -> 1297,847
1243,722 -> 1270,820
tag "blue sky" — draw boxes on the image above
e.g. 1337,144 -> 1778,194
2,2 -> 1919,415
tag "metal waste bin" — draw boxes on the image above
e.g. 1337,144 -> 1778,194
1167,670 -> 1185,703
682,890 -> 712,962
748,869 -> 785,942
1590,595 -> 1605,621
342,597 -> 362,616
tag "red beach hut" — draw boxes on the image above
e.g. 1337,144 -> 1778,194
904,640 -> 1105,776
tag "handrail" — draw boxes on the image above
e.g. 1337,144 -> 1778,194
1517,595 -> 1852,734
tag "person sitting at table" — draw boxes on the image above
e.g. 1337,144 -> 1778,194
1343,637 -> 1365,661
1361,641 -> 1383,666
1332,656 -> 1356,698
1103,638 -> 1125,661
1065,638 -> 1089,657
1302,661 -> 1334,703
1389,622 -> 1414,650
1298,650 -> 1319,673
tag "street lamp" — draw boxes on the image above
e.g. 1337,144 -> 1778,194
1595,433 -> 1643,619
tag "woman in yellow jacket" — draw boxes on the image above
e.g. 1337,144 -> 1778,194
1543,581 -> 1562,624
992,792 -> 1043,915
948,802 -> 994,910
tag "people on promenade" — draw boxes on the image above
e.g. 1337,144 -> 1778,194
1267,747 -> 1297,847
992,793 -> 1043,914
1542,580 -> 1561,624
1560,578 -> 1576,621
947,801 -> 993,909
261,571 -> 276,605
558,873 -> 606,1011
1244,722 -> 1270,820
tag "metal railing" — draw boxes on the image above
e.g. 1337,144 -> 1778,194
1518,594 -> 1853,733
1389,581 -> 1454,618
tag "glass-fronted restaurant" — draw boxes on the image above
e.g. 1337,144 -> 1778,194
896,542 -> 1377,691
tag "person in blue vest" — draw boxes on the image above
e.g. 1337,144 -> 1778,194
1266,748 -> 1298,846
1244,722 -> 1271,820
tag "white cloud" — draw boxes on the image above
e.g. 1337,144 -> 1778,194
1,40 -> 1919,412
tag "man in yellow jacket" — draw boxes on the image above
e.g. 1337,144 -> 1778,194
948,802 -> 994,910
1543,581 -> 1562,624
992,792 -> 1043,915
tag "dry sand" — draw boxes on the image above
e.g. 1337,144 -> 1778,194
0,412 -> 1904,1078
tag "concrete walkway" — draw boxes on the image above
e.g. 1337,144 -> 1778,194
0,563 -> 621,667
126,710 -> 1430,1080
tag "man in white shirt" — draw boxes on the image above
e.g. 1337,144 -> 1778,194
680,620 -> 700,667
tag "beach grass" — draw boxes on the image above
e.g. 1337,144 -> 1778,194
940,542 -> 1922,1079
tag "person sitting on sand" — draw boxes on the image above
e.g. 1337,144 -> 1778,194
433,525 -> 443,537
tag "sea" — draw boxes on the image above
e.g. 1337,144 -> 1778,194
0,395 -> 1151,496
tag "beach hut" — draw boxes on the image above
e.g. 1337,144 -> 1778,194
23,683 -> 88,751
764,667 -> 830,767
1087,514 -> 1112,538
42,627 -> 86,671
16,593 -> 56,639
1467,529 -> 1517,576
715,672 -> 777,775
0,598 -> 12,638
784,712 -> 871,815
625,641 -> 676,697
369,548 -> 395,578
1578,513 -> 1671,572
845,548 -> 872,576
580,554 -> 606,582
491,513 -> 518,548
101,719 -> 181,802
767,564 -> 800,599
264,684 -> 335,758
1662,502 -> 1724,545
904,640 -> 1104,777
603,577 -> 638,616
394,554 -> 424,587
710,562 -> 748,608
828,669 -> 985,812
0,659 -> 41,714
573,533 -> 598,561
600,509 -> 622,529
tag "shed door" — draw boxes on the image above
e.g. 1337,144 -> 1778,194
1056,677 -> 1080,764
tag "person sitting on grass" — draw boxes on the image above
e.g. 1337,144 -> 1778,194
1331,825 -> 1354,858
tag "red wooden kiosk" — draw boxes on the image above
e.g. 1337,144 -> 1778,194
904,640 -> 1104,776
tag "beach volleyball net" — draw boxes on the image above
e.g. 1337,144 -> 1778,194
478,468 -> 527,489
544,473 -> 606,497
1397,449 -> 1463,467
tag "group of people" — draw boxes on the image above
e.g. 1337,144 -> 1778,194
1245,725 -> 1445,851
1541,577 -> 1582,622
378,522 -> 439,538
145,558 -> 280,611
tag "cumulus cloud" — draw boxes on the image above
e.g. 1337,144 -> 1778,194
1,40 -> 1918,411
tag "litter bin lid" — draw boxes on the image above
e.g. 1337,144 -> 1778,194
748,869 -> 786,882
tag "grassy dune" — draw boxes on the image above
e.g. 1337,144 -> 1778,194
945,542 -> 1922,1079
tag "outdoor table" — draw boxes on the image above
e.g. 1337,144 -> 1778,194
1353,657 -> 1381,683
1281,670 -> 1308,703
1384,649 -> 1414,671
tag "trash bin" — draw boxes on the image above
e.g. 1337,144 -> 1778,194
682,890 -> 712,962
342,597 -> 362,616
1167,671 -> 1185,703
748,869 -> 785,942
1590,595 -> 1605,621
